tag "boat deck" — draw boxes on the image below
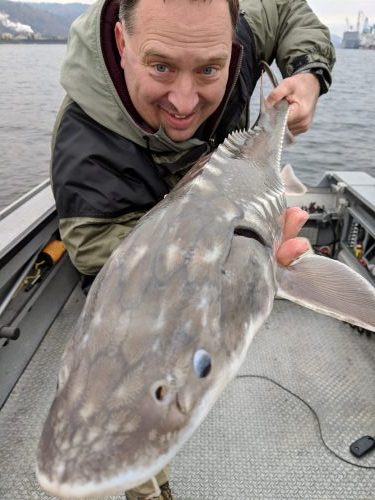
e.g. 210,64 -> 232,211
1,284 -> 375,499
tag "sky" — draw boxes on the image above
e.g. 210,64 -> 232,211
307,0 -> 375,36
10,0 -> 375,37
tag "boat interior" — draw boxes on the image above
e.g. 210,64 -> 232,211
0,172 -> 374,499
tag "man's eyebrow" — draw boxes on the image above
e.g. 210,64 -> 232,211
142,50 -> 229,65
143,50 -> 171,61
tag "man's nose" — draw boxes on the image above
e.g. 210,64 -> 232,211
168,73 -> 199,115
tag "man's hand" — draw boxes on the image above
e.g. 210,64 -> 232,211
267,73 -> 320,135
277,207 -> 310,267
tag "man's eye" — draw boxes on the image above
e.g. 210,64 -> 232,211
201,66 -> 217,76
154,64 -> 169,73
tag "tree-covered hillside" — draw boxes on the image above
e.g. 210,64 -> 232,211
0,0 -> 88,38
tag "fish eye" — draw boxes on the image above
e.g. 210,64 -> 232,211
193,349 -> 212,378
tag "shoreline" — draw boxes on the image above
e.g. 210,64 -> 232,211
0,39 -> 67,44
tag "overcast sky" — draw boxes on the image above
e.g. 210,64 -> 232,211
308,0 -> 375,36
12,0 -> 375,37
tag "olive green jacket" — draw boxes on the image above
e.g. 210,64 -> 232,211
52,0 -> 335,276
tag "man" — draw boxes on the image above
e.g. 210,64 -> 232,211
51,0 -> 335,497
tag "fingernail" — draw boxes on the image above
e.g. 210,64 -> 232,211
298,239 -> 312,255
299,210 -> 309,225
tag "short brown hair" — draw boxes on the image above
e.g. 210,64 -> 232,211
119,0 -> 239,34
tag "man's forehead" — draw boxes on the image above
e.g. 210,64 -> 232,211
126,0 -> 233,52
136,0 -> 218,10
131,0 -> 232,32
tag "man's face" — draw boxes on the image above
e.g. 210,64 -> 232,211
115,0 -> 233,142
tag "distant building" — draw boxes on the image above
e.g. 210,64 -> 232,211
341,30 -> 360,48
361,32 -> 375,49
0,32 -> 14,40
342,13 -> 375,49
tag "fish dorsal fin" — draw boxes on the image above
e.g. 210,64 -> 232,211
216,129 -> 254,159
281,164 -> 307,195
277,253 -> 375,332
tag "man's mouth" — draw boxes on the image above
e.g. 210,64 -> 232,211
159,106 -> 197,130
169,112 -> 188,119
161,107 -> 194,119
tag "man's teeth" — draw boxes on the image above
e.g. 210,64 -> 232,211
165,110 -> 188,119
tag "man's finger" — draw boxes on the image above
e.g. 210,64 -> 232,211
266,81 -> 291,107
276,237 -> 311,267
282,207 -> 309,242
286,102 -> 299,122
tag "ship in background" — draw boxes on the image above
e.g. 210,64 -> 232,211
342,11 -> 375,49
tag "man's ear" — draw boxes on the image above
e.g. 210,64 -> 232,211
114,22 -> 126,69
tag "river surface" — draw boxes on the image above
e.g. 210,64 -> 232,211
0,45 -> 374,211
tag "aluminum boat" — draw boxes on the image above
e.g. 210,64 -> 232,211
0,171 -> 374,499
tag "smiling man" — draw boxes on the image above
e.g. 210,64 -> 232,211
51,0 -> 335,498
114,0 -> 234,142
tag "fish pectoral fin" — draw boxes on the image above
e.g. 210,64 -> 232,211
281,164 -> 307,196
277,253 -> 375,332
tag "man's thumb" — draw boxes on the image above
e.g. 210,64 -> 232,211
266,80 -> 291,106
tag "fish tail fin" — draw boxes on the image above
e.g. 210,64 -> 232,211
251,61 -> 277,128
256,61 -> 295,146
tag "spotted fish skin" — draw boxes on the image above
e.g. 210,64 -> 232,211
37,99 -> 290,498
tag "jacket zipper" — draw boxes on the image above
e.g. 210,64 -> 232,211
209,45 -> 244,148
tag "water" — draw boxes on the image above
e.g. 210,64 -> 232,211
0,44 -> 66,210
282,49 -> 375,183
0,45 -> 374,211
